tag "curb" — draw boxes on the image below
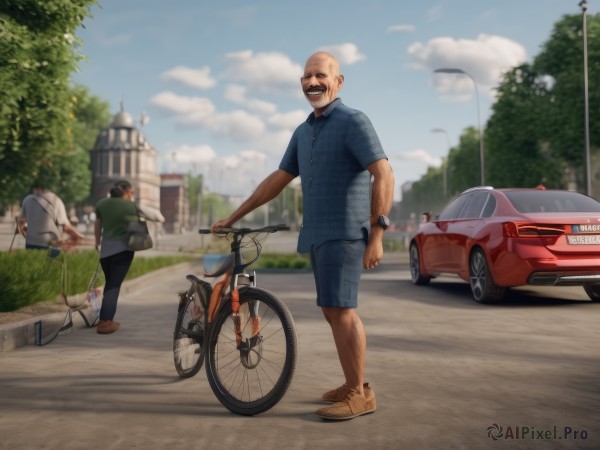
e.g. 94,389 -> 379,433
0,260 -> 197,352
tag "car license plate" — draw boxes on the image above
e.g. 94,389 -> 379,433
567,235 -> 600,245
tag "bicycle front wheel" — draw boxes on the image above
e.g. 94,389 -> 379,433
205,287 -> 297,416
173,288 -> 206,378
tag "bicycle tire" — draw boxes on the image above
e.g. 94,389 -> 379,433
173,289 -> 206,378
205,286 -> 297,416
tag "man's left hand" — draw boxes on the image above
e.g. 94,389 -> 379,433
363,240 -> 383,270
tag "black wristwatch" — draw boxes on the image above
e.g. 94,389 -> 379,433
377,215 -> 390,230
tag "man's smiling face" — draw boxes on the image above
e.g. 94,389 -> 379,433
301,52 -> 344,112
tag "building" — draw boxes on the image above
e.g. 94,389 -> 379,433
160,174 -> 188,233
89,106 -> 161,212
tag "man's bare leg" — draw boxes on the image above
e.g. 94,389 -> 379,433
322,307 -> 366,396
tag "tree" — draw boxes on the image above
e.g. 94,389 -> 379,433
485,64 -> 563,188
446,127 -> 481,193
33,84 -> 111,207
533,13 -> 600,188
0,0 -> 98,206
186,173 -> 205,226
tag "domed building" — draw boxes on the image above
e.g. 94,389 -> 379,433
90,106 -> 161,212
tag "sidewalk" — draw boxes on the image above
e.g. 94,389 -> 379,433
0,250 -> 407,352
0,223 -> 407,353
0,261 -> 196,352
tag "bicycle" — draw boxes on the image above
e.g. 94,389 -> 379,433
173,224 -> 298,416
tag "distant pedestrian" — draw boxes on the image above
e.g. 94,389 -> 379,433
94,180 -> 164,335
18,183 -> 83,250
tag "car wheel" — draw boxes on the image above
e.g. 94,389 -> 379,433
583,285 -> 600,302
469,248 -> 505,303
409,242 -> 431,285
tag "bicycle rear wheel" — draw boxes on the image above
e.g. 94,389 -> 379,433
205,287 -> 297,415
173,288 -> 206,378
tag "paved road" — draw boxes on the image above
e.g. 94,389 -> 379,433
0,252 -> 599,449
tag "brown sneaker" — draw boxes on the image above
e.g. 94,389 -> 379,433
322,382 -> 372,403
97,320 -> 120,334
316,388 -> 376,420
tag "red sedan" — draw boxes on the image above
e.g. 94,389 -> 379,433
409,186 -> 600,303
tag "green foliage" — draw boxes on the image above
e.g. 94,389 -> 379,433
249,253 -> 311,270
36,84 -> 111,206
0,249 -> 193,312
533,13 -> 600,186
0,0 -> 98,206
202,193 -> 236,226
486,64 -> 563,188
187,173 -> 204,224
400,128 -> 483,218
0,250 -> 63,311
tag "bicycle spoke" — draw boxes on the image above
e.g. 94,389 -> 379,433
209,292 -> 292,408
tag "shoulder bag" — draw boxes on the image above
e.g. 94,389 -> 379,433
127,207 -> 153,251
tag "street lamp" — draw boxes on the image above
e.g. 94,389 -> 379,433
431,128 -> 450,197
434,68 -> 485,185
580,0 -> 592,196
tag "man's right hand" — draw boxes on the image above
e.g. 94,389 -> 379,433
210,219 -> 232,234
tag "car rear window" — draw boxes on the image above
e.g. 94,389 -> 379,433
505,190 -> 600,213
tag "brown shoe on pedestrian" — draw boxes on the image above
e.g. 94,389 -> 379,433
97,320 -> 120,334
316,388 -> 377,420
322,382 -> 373,403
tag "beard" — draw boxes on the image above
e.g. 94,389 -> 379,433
305,91 -> 331,109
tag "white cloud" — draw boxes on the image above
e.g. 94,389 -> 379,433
161,66 -> 217,89
387,24 -> 415,33
408,33 -> 528,96
165,144 -> 217,166
207,110 -> 266,141
398,149 -> 442,167
224,84 -> 246,103
318,43 -> 366,65
224,50 -> 303,93
267,110 -> 308,130
150,91 -> 215,116
251,129 -> 296,160
159,146 -> 271,197
206,150 -> 271,196
151,91 -> 266,141
224,84 -> 277,114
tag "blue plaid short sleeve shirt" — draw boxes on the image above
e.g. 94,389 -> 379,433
279,99 -> 387,253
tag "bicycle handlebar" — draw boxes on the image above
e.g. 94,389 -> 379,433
198,224 -> 290,236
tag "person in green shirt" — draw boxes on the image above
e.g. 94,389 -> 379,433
94,180 -> 142,334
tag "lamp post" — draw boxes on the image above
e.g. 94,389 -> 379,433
580,0 -> 592,196
431,128 -> 450,197
434,68 -> 485,185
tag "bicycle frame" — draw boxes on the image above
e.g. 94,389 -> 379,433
205,231 -> 261,348
174,224 -> 297,414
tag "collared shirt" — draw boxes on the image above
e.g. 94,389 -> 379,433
279,98 -> 387,253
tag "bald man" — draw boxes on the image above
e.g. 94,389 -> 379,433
211,52 -> 394,420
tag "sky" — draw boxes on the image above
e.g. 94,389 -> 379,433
72,0 -> 595,199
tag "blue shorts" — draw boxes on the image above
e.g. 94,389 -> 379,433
310,239 -> 366,308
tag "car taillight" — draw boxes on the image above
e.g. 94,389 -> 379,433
502,222 -> 565,243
